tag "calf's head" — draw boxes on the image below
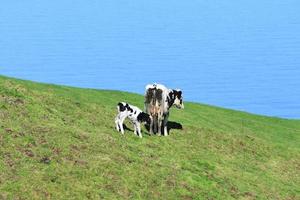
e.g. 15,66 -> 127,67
117,102 -> 133,112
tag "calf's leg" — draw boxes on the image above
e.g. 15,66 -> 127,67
119,116 -> 126,134
115,115 -> 121,132
133,123 -> 137,135
163,113 -> 169,136
136,123 -> 142,138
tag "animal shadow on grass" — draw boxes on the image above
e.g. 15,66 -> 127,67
167,121 -> 183,133
122,124 -> 133,132
144,121 -> 183,135
118,124 -> 147,135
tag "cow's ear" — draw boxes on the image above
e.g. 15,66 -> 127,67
174,89 -> 182,96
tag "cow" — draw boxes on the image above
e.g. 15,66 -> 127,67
145,83 -> 184,136
115,102 -> 152,138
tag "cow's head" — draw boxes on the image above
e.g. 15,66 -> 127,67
171,89 -> 184,109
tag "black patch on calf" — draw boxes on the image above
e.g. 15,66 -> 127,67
118,102 -> 126,112
125,103 -> 133,112
137,112 -> 151,124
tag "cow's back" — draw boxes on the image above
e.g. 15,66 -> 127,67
145,86 -> 165,133
145,87 -> 163,112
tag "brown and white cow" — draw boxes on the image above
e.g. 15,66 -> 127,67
144,83 -> 184,136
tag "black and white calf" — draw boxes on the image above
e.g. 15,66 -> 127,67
115,102 -> 151,138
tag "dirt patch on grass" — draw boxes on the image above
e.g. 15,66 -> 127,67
72,132 -> 90,141
70,144 -> 88,151
4,127 -> 27,139
24,149 -> 35,157
0,95 -> 25,106
3,152 -> 15,168
40,157 -> 51,164
74,159 -> 88,166
51,147 -> 62,155
242,191 -> 257,199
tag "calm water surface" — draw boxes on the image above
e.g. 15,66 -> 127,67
1,1 -> 300,119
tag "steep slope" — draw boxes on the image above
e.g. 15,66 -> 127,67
0,75 -> 299,199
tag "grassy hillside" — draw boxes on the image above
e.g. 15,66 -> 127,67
0,75 -> 299,200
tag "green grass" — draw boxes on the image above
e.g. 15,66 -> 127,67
0,75 -> 299,200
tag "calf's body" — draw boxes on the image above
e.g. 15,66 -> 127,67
115,102 -> 151,138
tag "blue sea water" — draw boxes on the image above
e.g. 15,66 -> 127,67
1,0 -> 300,119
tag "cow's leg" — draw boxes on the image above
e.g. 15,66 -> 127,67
163,113 -> 169,136
157,117 -> 162,136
